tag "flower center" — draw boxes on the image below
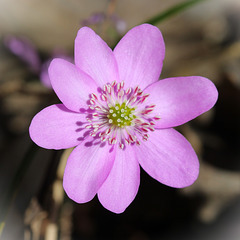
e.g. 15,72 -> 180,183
85,81 -> 160,149
107,103 -> 136,128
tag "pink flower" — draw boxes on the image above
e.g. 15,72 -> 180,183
4,35 -> 41,73
29,24 -> 218,213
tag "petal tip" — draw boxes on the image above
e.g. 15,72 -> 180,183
97,194 -> 128,214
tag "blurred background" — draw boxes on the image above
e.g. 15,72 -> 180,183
0,0 -> 240,239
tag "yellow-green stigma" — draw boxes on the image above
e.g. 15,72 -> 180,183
107,102 -> 136,128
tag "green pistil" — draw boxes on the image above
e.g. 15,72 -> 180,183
107,102 -> 136,128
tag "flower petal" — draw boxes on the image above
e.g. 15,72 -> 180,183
145,76 -> 218,128
113,23 -> 165,89
136,128 -> 199,188
49,58 -> 98,112
98,147 -> 140,213
74,27 -> 119,86
63,142 -> 115,203
29,104 -> 88,150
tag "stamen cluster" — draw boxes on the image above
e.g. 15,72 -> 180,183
85,81 -> 160,149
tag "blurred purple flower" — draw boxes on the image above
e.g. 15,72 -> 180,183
81,12 -> 105,26
4,35 -> 41,73
29,24 -> 218,213
81,12 -> 126,34
110,15 -> 126,34
4,35 -> 73,89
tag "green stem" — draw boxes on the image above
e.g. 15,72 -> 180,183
0,142 -> 39,237
145,0 -> 206,25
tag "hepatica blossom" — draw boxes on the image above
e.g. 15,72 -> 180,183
29,24 -> 218,213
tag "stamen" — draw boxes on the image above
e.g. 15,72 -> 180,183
111,81 -> 117,87
101,94 -> 107,102
119,142 -> 124,149
117,82 -> 121,91
85,81 -> 159,150
90,99 -> 95,105
103,84 -> 108,92
120,81 -> 124,89
134,86 -> 139,94
126,87 -> 132,95
91,93 -> 98,100
92,113 -> 99,118
106,85 -> 111,94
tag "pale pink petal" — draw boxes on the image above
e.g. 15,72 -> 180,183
145,76 -> 218,128
136,128 -> 199,188
113,24 -> 165,89
49,58 -> 98,112
63,142 -> 115,203
29,104 -> 88,150
98,147 -> 140,213
74,27 -> 119,86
